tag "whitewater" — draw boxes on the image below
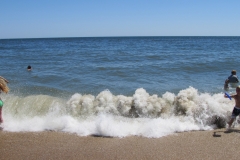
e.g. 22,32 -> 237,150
0,87 -> 234,138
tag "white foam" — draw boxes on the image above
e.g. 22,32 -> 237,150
1,87 -> 235,138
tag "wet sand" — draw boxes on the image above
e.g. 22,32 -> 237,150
1,128 -> 240,160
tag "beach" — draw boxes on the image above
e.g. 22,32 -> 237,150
1,128 -> 240,160
1,37 -> 240,159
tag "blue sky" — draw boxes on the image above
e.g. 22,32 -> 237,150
1,0 -> 240,39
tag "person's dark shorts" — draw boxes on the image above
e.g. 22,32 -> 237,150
232,107 -> 240,118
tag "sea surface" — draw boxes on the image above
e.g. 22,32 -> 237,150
0,36 -> 240,137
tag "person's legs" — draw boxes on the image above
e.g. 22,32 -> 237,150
228,118 -> 235,128
228,107 -> 240,128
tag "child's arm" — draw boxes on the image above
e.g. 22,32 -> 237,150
224,92 -> 234,100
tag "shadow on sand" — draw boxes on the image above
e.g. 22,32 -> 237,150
212,128 -> 240,137
90,134 -> 113,138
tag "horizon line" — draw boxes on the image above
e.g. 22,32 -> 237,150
1,35 -> 240,40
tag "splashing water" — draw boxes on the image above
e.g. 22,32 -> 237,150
0,87 -> 235,138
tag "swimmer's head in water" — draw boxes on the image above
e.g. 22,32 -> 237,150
27,65 -> 32,70
232,70 -> 237,75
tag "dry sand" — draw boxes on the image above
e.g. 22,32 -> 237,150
1,128 -> 240,160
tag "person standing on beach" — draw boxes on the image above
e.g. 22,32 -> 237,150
224,86 -> 240,128
224,70 -> 239,90
0,76 -> 9,123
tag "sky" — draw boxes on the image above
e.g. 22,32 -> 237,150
1,0 -> 240,39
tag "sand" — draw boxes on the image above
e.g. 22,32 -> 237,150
1,128 -> 240,160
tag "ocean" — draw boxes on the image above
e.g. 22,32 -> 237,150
0,36 -> 239,138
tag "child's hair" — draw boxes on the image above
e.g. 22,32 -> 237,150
0,78 -> 9,93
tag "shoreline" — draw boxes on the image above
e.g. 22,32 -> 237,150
1,128 -> 240,160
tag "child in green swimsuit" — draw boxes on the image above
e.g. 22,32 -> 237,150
0,99 -> 3,107
0,99 -> 3,123
0,76 -> 9,123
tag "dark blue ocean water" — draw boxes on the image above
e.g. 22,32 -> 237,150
0,37 -> 240,137
1,36 -> 240,97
